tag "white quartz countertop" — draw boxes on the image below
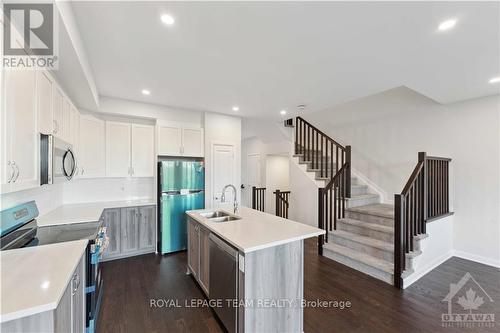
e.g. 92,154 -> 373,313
37,198 -> 156,227
0,240 -> 88,323
186,206 -> 325,253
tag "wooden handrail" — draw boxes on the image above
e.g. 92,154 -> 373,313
274,190 -> 290,218
252,187 -> 266,212
394,152 -> 452,288
296,117 -> 345,149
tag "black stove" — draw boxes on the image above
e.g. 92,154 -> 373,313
26,221 -> 103,247
1,201 -> 107,333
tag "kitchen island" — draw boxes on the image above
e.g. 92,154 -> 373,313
186,206 -> 324,333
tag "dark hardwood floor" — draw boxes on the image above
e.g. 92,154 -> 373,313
97,239 -> 499,332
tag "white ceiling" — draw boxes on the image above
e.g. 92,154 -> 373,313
70,1 -> 500,118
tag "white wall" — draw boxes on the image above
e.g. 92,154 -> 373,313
404,216 -> 454,288
63,178 -> 155,203
288,159 -> 317,227
264,155 -> 289,214
96,96 -> 203,125
304,87 -> 500,266
0,183 -> 64,216
204,112 -> 242,208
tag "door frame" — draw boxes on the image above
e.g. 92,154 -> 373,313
210,141 -> 237,208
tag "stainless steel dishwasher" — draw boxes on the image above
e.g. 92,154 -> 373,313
209,233 -> 238,333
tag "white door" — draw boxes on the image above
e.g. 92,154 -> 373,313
244,154 -> 261,207
37,71 -> 53,135
79,116 -> 105,178
211,143 -> 236,208
131,124 -> 154,177
158,125 -> 182,156
105,121 -> 131,177
182,127 -> 204,157
4,65 -> 38,192
52,87 -> 64,138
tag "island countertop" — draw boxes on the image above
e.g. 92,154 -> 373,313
186,206 -> 324,253
0,240 -> 88,323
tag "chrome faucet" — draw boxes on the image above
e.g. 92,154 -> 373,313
221,184 -> 238,213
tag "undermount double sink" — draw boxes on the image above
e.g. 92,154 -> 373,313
199,210 -> 241,223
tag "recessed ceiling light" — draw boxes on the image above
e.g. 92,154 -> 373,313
232,106 -> 239,111
280,110 -> 287,115
489,76 -> 500,84
142,89 -> 151,95
161,14 -> 175,26
438,19 -> 457,31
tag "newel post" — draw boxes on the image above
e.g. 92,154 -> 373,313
418,152 -> 427,233
345,145 -> 352,198
394,194 -> 404,289
318,187 -> 324,255
275,190 -> 280,216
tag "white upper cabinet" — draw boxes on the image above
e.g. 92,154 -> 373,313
2,65 -> 39,192
37,71 -> 53,135
182,127 -> 204,157
62,98 -> 72,143
131,124 -> 154,177
157,122 -> 204,157
79,115 -> 105,178
52,86 -> 64,138
158,124 -> 182,156
106,122 -> 131,177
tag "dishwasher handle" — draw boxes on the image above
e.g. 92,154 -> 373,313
209,233 -> 238,258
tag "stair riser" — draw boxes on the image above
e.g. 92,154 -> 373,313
326,238 -> 417,269
322,247 -> 393,284
351,186 -> 369,196
346,196 -> 380,208
330,234 -> 392,262
337,222 -> 393,243
345,211 -> 394,227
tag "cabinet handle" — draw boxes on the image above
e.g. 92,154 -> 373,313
72,273 -> 80,295
12,162 -> 19,183
7,161 -> 14,183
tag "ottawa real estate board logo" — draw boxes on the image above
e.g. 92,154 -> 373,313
441,272 -> 495,328
2,2 -> 58,69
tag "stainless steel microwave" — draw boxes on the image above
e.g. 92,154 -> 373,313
40,134 -> 76,185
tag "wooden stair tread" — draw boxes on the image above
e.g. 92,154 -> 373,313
323,242 -> 394,273
347,203 -> 395,219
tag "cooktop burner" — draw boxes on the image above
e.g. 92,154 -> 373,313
26,221 -> 103,247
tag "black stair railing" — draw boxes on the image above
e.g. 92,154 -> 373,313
290,117 -> 351,255
274,190 -> 290,218
394,152 -> 452,288
252,186 -> 266,212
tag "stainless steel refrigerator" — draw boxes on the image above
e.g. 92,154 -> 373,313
158,158 -> 205,254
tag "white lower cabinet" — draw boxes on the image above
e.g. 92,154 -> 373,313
102,205 -> 156,261
1,250 -> 86,333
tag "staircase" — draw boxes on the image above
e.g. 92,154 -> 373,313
292,148 -> 425,284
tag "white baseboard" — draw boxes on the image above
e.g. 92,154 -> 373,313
453,250 -> 500,268
403,250 -> 454,289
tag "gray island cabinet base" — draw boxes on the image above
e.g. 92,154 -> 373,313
238,240 -> 304,333
187,216 -> 305,332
